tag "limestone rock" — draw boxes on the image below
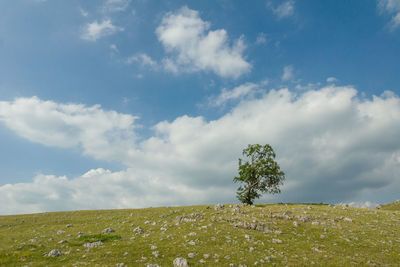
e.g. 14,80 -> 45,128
173,257 -> 189,267
48,249 -> 62,257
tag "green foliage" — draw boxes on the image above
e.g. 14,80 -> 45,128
234,144 -> 285,205
77,234 -> 121,243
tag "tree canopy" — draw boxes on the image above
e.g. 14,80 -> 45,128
233,144 -> 285,205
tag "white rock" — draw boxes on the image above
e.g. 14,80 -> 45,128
48,249 -> 62,257
173,257 -> 189,267
57,230 -> 66,235
151,245 -> 157,250
293,221 -> 300,227
272,239 -> 282,244
311,247 -> 323,253
83,241 -> 103,248
102,227 -> 115,234
133,226 -> 144,234
214,204 -> 224,210
116,263 -> 126,267
188,252 -> 195,258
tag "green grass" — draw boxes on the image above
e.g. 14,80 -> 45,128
380,201 -> 400,211
0,203 -> 399,266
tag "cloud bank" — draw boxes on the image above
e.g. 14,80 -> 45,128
1,86 -> 400,214
156,6 -> 251,78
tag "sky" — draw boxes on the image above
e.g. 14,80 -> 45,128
0,0 -> 399,214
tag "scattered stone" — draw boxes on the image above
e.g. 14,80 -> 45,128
150,245 -> 157,250
293,221 -> 300,227
57,230 -> 66,235
102,227 -> 115,234
272,239 -> 283,244
199,259 -> 206,263
224,255 -> 231,259
233,221 -> 269,232
116,263 -> 126,267
312,247 -> 323,253
83,241 -> 103,248
203,254 -> 210,259
188,232 -> 197,236
307,206 -> 313,210
58,240 -> 67,244
376,204 -> 381,209
133,226 -> 144,234
188,252 -> 195,258
341,217 -> 353,222
215,204 -> 224,210
152,251 -> 160,258
66,224 -> 73,228
249,247 -> 254,252
312,221 -> 320,226
146,264 -> 160,267
48,249 -> 63,257
173,257 -> 189,267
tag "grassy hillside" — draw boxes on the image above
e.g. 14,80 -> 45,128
380,201 -> 400,211
1,203 -> 399,266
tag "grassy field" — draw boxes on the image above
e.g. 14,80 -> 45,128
1,202 -> 399,266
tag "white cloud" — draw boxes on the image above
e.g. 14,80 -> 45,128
126,53 -> 158,69
210,82 -> 260,106
1,87 -> 400,214
326,77 -> 338,83
269,1 -> 295,19
255,32 -> 267,45
81,19 -> 124,41
0,96 -> 138,163
156,6 -> 251,78
110,44 -> 119,53
282,65 -> 294,81
102,0 -> 131,12
378,0 -> 400,30
79,7 -> 89,17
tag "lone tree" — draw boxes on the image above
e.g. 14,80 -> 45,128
233,144 -> 285,205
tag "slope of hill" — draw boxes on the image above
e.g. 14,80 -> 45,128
0,203 -> 399,266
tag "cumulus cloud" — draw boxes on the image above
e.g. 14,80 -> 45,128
269,1 -> 295,19
326,77 -> 338,83
156,6 -> 251,78
210,82 -> 260,106
378,0 -> 400,30
81,19 -> 124,41
0,96 -> 137,163
282,65 -> 294,81
126,53 -> 158,69
1,86 -> 400,214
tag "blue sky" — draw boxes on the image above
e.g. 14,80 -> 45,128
0,0 -> 399,214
